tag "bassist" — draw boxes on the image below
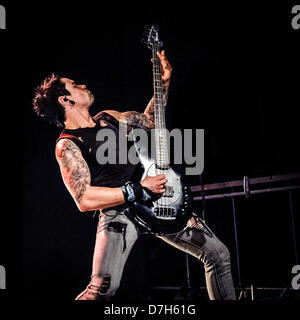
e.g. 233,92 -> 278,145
33,50 -> 236,300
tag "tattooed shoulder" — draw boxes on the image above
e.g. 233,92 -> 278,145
55,139 -> 91,203
56,139 -> 80,165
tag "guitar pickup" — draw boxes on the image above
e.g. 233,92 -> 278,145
155,164 -> 170,170
163,186 -> 174,197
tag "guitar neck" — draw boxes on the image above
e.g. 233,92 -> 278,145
152,46 -> 166,129
152,45 -> 169,168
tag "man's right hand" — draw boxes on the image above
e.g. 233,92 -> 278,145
141,174 -> 168,194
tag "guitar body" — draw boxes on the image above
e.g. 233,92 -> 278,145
127,130 -> 192,235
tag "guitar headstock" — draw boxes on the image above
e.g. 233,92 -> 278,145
141,24 -> 163,50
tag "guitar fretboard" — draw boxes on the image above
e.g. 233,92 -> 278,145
152,44 -> 169,169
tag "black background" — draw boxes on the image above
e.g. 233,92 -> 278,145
1,1 -> 300,302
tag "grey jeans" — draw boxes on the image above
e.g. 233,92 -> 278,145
83,209 -> 236,300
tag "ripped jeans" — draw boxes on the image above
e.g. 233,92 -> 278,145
75,209 -> 236,300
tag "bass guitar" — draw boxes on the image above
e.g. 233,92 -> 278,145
126,25 -> 193,235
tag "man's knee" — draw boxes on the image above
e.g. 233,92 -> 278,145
201,239 -> 231,268
211,240 -> 231,266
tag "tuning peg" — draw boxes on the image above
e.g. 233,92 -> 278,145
152,24 -> 158,31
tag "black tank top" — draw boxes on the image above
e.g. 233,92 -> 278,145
56,111 -> 140,188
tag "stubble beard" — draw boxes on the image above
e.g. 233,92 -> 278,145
88,91 -> 95,106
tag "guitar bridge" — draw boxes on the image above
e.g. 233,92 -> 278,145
154,207 -> 176,219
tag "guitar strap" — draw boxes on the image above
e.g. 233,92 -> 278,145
56,133 -> 82,142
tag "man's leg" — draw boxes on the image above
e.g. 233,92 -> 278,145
75,210 -> 139,300
157,213 -> 236,300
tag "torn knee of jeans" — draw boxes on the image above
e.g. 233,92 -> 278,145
99,275 -> 111,294
107,222 -> 127,252
188,216 -> 213,237
91,275 -> 111,294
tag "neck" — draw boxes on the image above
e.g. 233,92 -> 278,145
64,106 -> 95,129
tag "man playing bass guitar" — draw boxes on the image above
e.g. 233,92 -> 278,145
33,47 -> 236,300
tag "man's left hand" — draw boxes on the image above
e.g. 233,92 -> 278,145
156,50 -> 172,85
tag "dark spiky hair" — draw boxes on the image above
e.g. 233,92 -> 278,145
33,73 -> 70,128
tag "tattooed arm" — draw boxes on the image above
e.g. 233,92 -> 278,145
55,138 -> 165,211
102,51 -> 172,129
55,139 -> 125,212
138,84 -> 169,125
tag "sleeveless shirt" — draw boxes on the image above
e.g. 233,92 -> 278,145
56,111 -> 141,188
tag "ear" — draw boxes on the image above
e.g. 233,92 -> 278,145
58,96 -> 73,109
58,96 -> 65,107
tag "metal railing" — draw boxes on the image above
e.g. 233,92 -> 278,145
153,172 -> 300,300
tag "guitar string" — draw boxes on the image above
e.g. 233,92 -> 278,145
160,43 -> 169,215
152,44 -> 161,212
154,42 -> 169,216
153,43 -> 162,213
152,44 -> 160,213
156,43 -> 167,214
159,43 -> 170,215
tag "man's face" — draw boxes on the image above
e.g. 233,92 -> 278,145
60,78 -> 94,108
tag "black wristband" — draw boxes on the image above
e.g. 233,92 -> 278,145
121,181 -> 161,203
121,181 -> 143,203
132,182 -> 143,200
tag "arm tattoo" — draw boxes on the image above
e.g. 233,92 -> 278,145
125,84 -> 169,129
56,139 -> 91,203
162,84 -> 169,107
125,111 -> 155,129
